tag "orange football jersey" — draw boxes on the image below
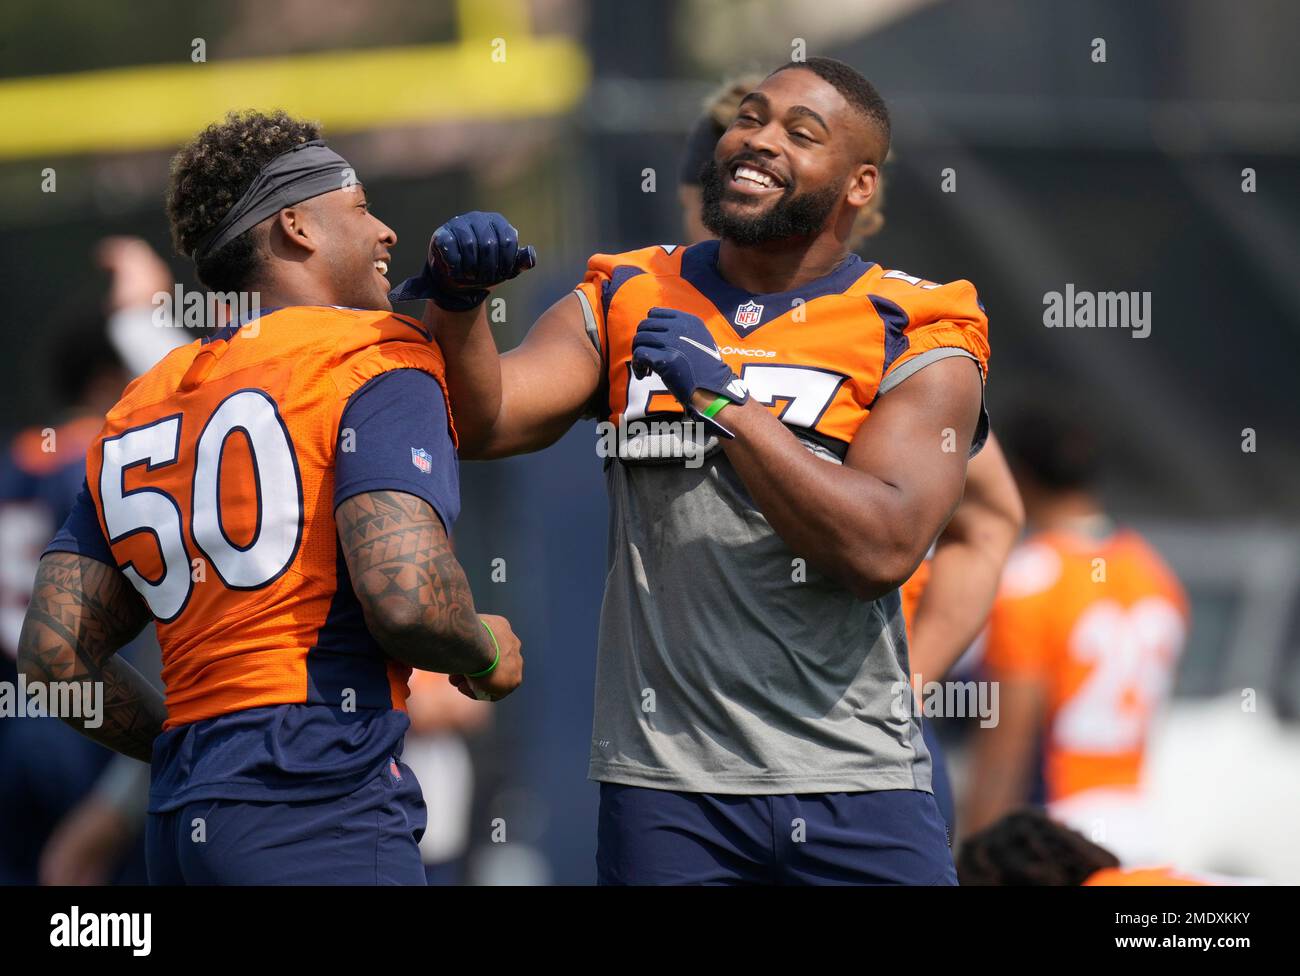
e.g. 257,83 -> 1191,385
80,306 -> 454,730
1084,865 -> 1211,886
573,240 -> 990,456
984,525 -> 1188,802
9,416 -> 102,479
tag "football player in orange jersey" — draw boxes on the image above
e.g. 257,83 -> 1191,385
395,58 -> 988,884
963,408 -> 1188,864
677,75 -> 1025,836
17,110 -> 522,884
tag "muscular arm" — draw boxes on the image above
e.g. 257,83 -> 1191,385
425,294 -> 602,459
16,553 -> 164,763
714,356 -> 984,602
908,434 -> 1024,682
337,489 -> 495,674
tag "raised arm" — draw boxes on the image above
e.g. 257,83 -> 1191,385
430,292 -> 602,459
389,211 -> 600,459
336,489 -> 522,700
16,553 -> 164,762
907,433 -> 1024,682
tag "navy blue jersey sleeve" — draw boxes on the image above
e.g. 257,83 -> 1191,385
333,368 -> 460,532
43,478 -> 116,566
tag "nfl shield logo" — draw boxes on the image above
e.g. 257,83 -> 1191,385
410,447 -> 433,474
734,300 -> 764,328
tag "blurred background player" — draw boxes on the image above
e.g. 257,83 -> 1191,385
957,808 -> 1214,886
676,75 -> 1023,835
0,238 -> 178,656
415,58 -> 988,884
962,407 -> 1188,863
0,317 -> 133,883
0,237 -> 181,884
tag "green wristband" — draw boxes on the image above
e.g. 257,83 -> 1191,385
469,619 -> 501,678
701,395 -> 731,419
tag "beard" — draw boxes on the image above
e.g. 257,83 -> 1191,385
699,158 -> 841,246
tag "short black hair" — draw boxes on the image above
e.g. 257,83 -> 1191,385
957,808 -> 1120,885
769,56 -> 891,162
1000,404 -> 1101,492
166,109 -> 321,292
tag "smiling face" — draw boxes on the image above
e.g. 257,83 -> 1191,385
701,67 -> 883,247
298,185 -> 398,311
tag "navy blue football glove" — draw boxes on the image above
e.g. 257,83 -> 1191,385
389,211 -> 536,311
631,307 -> 749,439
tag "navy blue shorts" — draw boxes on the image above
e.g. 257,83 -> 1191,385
597,783 -> 956,885
146,758 -> 427,885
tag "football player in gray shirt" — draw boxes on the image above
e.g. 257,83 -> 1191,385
395,57 -> 989,884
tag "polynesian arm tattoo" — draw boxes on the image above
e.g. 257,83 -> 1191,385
16,553 -> 164,763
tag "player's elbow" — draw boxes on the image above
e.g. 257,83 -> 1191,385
360,598 -> 430,650
453,427 -> 496,461
363,598 -> 475,666
839,541 -> 919,603
960,491 -> 1024,573
985,508 -> 1024,576
996,487 -> 1026,549
458,436 -> 512,461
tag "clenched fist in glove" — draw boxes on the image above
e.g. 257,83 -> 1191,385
389,211 -> 536,311
631,307 -> 750,439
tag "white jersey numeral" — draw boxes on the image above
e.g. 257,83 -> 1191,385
1054,597 -> 1184,753
625,362 -> 845,430
624,365 -> 671,423
192,391 -> 301,589
101,416 -> 191,620
738,364 -> 847,429
881,269 -> 940,290
99,392 -> 302,620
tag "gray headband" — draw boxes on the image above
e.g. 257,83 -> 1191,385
192,139 -> 354,261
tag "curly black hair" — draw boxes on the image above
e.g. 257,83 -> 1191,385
957,808 -> 1120,885
165,109 -> 321,292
